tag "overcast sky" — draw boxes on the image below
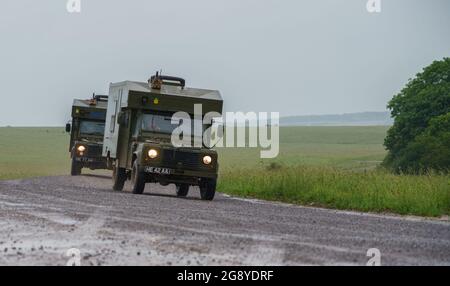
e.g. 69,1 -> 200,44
0,0 -> 449,126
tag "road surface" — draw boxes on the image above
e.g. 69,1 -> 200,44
0,175 -> 448,265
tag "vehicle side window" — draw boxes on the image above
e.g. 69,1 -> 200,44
110,115 -> 116,133
110,89 -> 123,133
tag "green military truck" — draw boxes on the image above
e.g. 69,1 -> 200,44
102,73 -> 223,200
66,94 -> 108,176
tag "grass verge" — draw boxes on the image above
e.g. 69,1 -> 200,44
218,166 -> 450,217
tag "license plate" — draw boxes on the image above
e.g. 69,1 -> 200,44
76,157 -> 94,163
144,167 -> 173,175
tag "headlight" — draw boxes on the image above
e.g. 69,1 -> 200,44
77,145 -> 86,152
203,155 -> 212,165
148,149 -> 158,159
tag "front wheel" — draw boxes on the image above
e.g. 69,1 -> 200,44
131,161 -> 146,194
112,163 -> 127,191
200,179 -> 216,201
71,157 -> 82,176
176,184 -> 189,197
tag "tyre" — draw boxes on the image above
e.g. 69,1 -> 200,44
71,157 -> 82,176
112,163 -> 127,191
176,184 -> 189,197
131,161 -> 146,194
200,178 -> 216,201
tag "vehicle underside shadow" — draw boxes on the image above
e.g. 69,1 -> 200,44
80,174 -> 111,180
140,191 -> 202,201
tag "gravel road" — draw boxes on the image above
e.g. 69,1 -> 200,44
0,175 -> 448,266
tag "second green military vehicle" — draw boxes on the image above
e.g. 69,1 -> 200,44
66,94 -> 108,175
103,73 -> 223,200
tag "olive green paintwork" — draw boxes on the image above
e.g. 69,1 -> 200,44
103,79 -> 223,186
68,97 -> 108,169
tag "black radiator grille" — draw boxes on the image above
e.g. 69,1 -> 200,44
86,144 -> 103,157
161,150 -> 201,170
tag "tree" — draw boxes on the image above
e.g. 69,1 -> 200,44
383,58 -> 450,173
390,113 -> 450,173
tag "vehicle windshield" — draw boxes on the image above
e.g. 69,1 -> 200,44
140,113 -> 203,137
79,120 -> 105,136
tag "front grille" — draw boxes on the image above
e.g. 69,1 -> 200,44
86,144 -> 103,157
161,149 -> 201,170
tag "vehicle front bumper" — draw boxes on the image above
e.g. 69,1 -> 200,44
139,165 -> 217,185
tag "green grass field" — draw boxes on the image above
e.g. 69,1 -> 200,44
0,127 -> 69,180
0,126 -> 448,216
218,126 -> 388,170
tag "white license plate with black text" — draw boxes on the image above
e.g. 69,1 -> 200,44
144,167 -> 173,175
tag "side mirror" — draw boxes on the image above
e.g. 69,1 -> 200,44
216,124 -> 224,138
117,111 -> 128,126
211,118 -> 224,139
65,123 -> 71,133
206,121 -> 224,148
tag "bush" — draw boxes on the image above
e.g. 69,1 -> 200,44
392,113 -> 450,173
266,162 -> 283,171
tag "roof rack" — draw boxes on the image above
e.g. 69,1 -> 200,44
92,93 -> 108,102
149,72 -> 185,89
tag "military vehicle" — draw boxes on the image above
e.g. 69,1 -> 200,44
103,73 -> 223,200
66,94 -> 108,176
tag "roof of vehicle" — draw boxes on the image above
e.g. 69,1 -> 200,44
110,81 -> 222,102
72,98 -> 108,109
